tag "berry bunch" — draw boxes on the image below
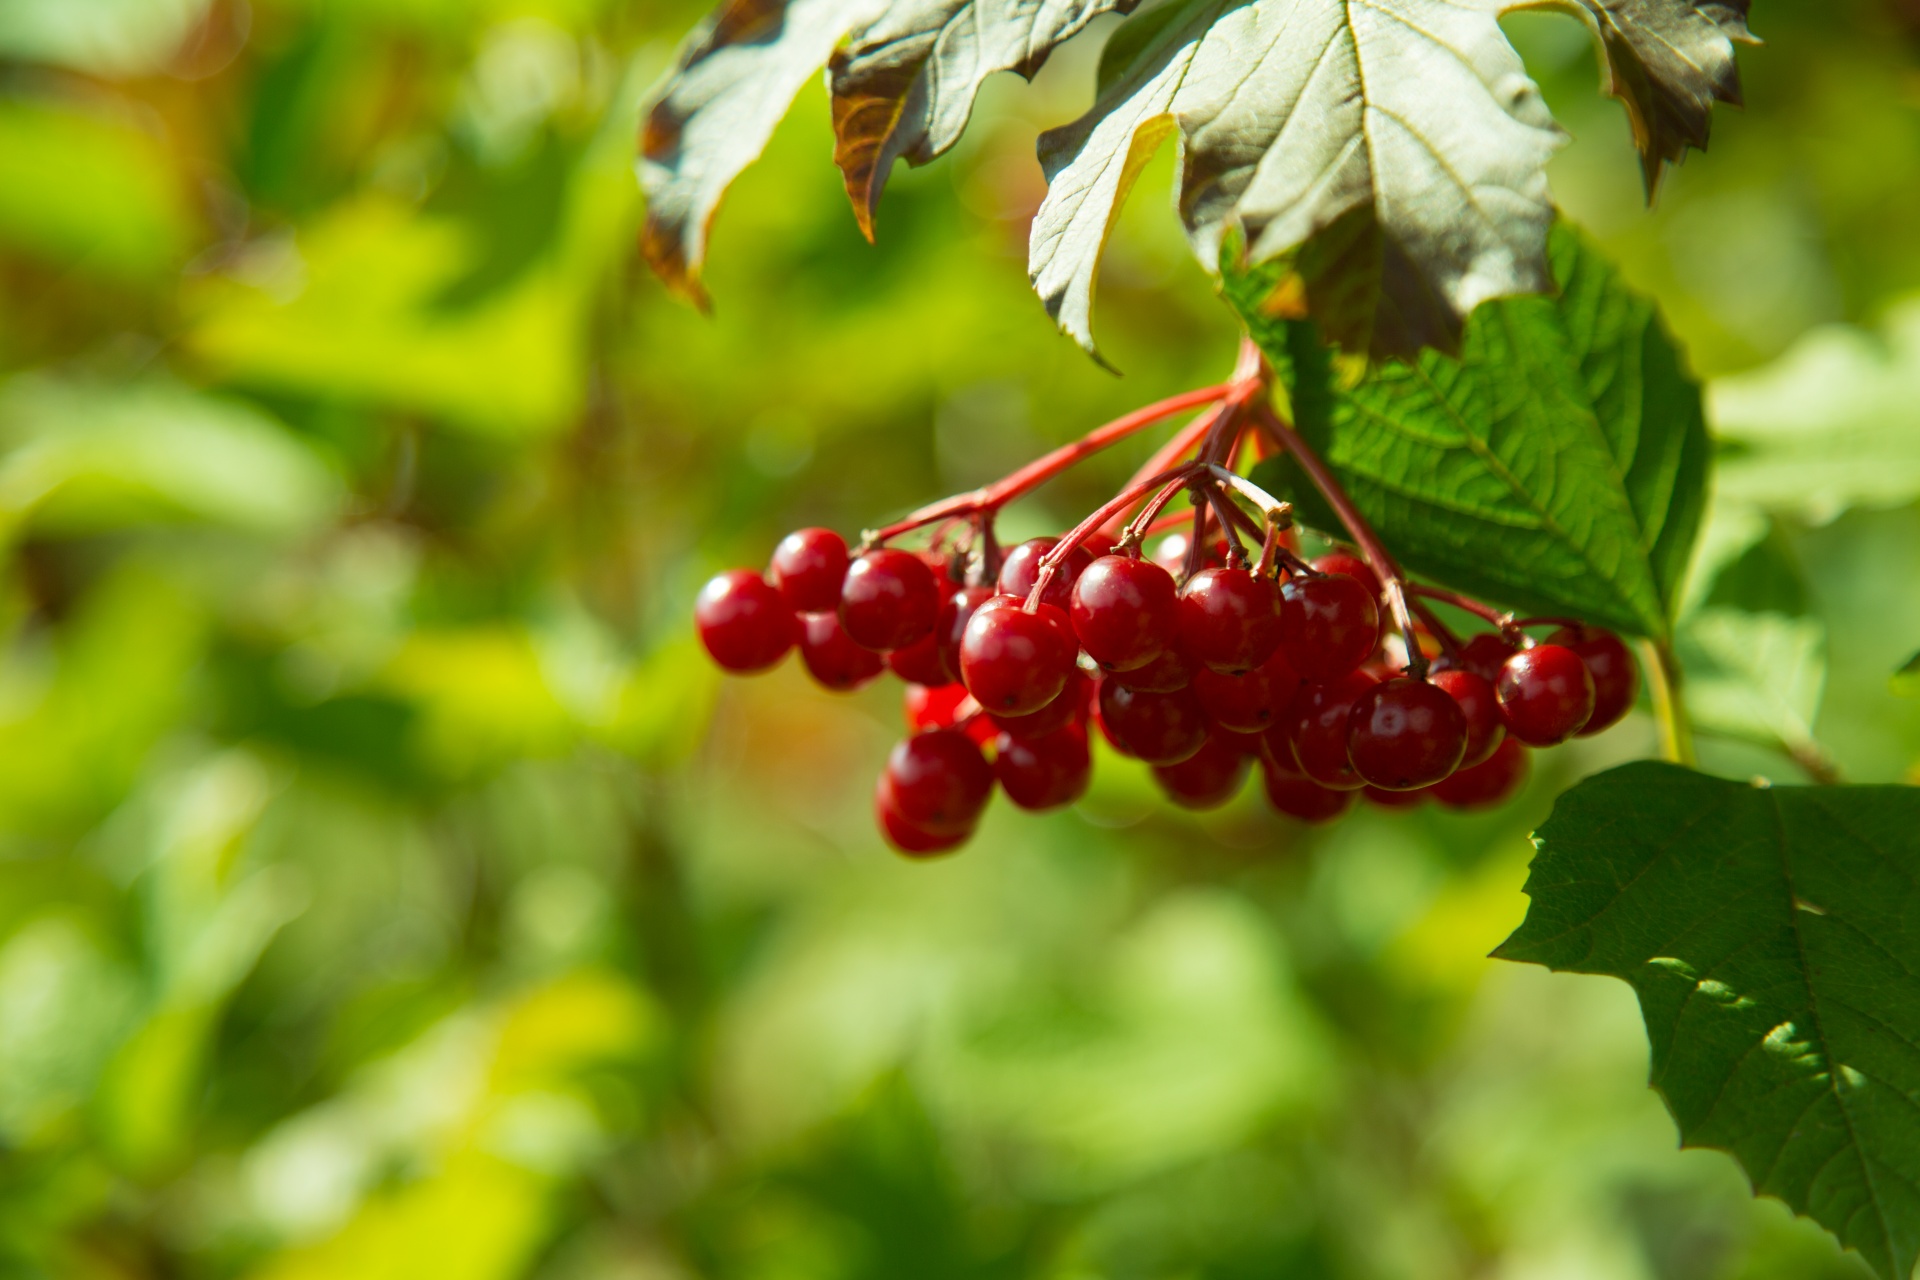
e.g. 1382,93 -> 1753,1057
693,347 -> 1642,855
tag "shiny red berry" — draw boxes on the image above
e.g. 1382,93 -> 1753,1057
1071,555 -> 1179,672
1152,735 -> 1251,809
903,682 -> 970,733
1192,648 -> 1302,733
959,597 -> 1077,716
840,549 -> 939,651
987,668 -> 1088,738
882,729 -> 994,836
1311,550 -> 1383,603
1280,573 -> 1379,680
1456,632 -> 1519,681
998,537 -> 1093,612
1497,644 -> 1595,746
695,570 -> 796,673
886,630 -> 950,686
769,528 -> 849,612
1363,784 -> 1428,809
799,611 -> 884,690
1347,677 -> 1468,791
1547,625 -> 1638,735
1276,669 -> 1379,790
875,784 -> 970,856
1431,737 -> 1530,810
1261,758 -> 1355,823
1179,567 -> 1283,674
1096,681 -> 1209,765
995,725 -> 1092,812
1106,643 -> 1196,693
935,586 -> 996,684
1428,667 -> 1505,768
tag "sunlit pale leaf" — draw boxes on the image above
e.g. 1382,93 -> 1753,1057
1033,0 -> 1750,359
829,0 -> 1139,238
1498,762 -> 1920,1280
638,0 -> 1129,297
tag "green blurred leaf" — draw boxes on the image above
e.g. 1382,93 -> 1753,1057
1709,298 -> 1920,523
0,378 -> 344,537
1897,651 -> 1920,697
1497,762 -> 1920,1280
0,0 -> 209,74
1240,226 -> 1710,639
187,198 -> 587,437
1683,609 -> 1827,754
0,96 -> 195,281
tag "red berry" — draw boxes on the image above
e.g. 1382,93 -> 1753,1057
1431,737 -> 1530,810
903,682 -> 970,733
1178,567 -> 1283,674
1261,758 -> 1355,823
1211,725 -> 1268,756
1106,643 -> 1196,693
1280,574 -> 1379,680
987,668 -> 1088,738
958,597 -> 1077,716
875,784 -> 971,856
1276,669 -> 1379,790
886,630 -> 950,686
1071,555 -> 1179,672
1150,532 -> 1225,577
1364,784 -> 1428,809
1429,667 -> 1505,768
1456,632 -> 1519,681
994,725 -> 1091,812
840,549 -> 939,651
1096,681 -> 1209,765
882,729 -> 994,836
1497,644 -> 1595,746
998,537 -> 1093,612
1347,677 -> 1468,791
1547,626 -> 1638,735
769,528 -> 849,612
1311,550 -> 1383,603
695,570 -> 796,673
935,586 -> 997,684
1152,735 -> 1250,809
1192,648 -> 1302,733
799,611 -> 885,690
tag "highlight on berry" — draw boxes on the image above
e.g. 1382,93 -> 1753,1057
693,345 -> 1638,856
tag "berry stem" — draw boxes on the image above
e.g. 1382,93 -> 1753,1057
1028,464 -> 1208,608
1639,638 -> 1698,768
865,384 -> 1232,545
1405,584 -> 1515,634
1249,397 -> 1429,677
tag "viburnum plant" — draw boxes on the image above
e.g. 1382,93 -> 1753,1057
645,2 -> 1920,1277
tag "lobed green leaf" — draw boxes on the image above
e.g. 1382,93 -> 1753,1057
1497,762 -> 1920,1280
1239,225 -> 1709,640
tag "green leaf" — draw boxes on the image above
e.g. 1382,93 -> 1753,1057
1708,296 -> 1920,524
1895,651 -> 1920,698
1682,608 -> 1828,757
638,0 -> 1132,296
1240,225 -> 1710,640
1496,762 -> 1920,1280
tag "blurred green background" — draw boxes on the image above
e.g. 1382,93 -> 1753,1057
1,1 -> 1918,1277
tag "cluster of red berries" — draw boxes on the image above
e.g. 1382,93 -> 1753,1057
696,527 -> 1637,855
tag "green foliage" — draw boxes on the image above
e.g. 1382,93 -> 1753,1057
0,1 -> 1915,1278
1237,227 -> 1710,640
1498,762 -> 1920,1280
